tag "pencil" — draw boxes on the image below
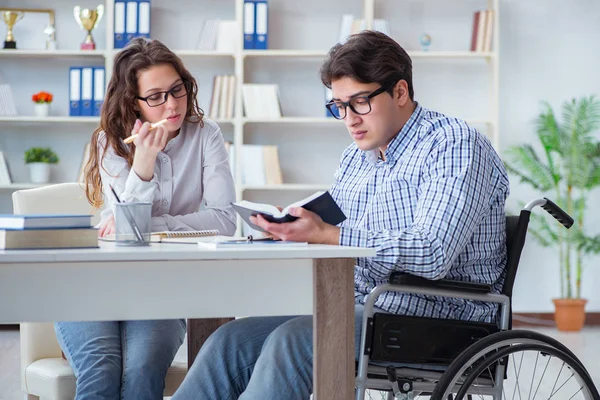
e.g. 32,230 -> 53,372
123,118 -> 168,144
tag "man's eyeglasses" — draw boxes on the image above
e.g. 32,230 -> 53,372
325,85 -> 391,120
137,81 -> 189,107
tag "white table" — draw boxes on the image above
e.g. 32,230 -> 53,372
0,242 -> 375,399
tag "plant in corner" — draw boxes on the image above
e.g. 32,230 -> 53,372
31,91 -> 53,118
24,147 -> 59,184
505,96 -> 600,331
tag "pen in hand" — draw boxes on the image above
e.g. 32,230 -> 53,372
108,184 -> 145,243
124,118 -> 168,144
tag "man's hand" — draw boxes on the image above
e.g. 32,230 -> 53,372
98,214 -> 115,237
250,207 -> 340,244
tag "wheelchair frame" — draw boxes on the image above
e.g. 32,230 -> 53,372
354,198 -> 588,400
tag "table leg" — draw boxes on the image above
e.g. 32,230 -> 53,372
187,318 -> 234,368
313,257 -> 355,399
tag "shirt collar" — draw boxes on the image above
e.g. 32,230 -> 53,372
364,103 -> 424,165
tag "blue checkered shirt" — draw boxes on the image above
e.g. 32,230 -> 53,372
330,104 -> 509,323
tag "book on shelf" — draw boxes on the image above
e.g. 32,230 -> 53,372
242,84 -> 282,119
99,229 -> 219,243
226,143 -> 283,185
0,151 -> 12,185
0,228 -> 98,250
470,10 -> 494,52
0,84 -> 18,117
208,75 -> 236,119
197,236 -> 307,249
231,191 -> 346,233
0,214 -> 92,230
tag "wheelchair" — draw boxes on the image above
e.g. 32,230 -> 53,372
355,198 -> 600,400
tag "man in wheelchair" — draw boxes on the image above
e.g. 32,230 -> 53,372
172,31 -> 598,400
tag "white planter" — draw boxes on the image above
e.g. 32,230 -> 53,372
34,103 -> 50,117
28,162 -> 51,183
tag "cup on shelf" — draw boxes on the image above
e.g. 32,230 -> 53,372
114,202 -> 152,246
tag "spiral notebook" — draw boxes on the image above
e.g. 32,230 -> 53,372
99,229 -> 219,243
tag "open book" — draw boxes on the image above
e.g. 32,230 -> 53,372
99,229 -> 219,243
231,191 -> 346,233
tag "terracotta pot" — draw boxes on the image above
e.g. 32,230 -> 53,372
552,298 -> 587,332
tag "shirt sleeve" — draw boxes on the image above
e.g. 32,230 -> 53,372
152,124 -> 237,235
339,132 -> 493,280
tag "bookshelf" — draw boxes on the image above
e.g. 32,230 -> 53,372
0,0 -> 500,228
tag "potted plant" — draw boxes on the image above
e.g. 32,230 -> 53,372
24,147 -> 59,184
32,91 -> 53,117
505,96 -> 600,331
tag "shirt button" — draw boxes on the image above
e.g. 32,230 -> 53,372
162,157 -> 168,163
162,200 -> 168,206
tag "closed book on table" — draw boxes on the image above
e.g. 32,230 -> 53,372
0,228 -> 98,250
0,214 -> 92,230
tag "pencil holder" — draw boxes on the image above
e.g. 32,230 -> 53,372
115,202 -> 152,246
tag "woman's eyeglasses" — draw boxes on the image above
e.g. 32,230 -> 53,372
137,82 -> 189,107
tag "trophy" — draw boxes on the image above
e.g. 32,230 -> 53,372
2,11 -> 24,49
73,5 -> 104,50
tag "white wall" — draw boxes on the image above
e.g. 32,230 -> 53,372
1,0 -> 599,311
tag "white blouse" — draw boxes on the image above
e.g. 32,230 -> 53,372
98,118 -> 236,235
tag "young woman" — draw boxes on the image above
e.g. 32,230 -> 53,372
54,37 -> 236,399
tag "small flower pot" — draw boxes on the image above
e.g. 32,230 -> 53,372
28,162 -> 51,184
34,103 -> 50,117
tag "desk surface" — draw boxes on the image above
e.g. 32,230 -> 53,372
0,242 -> 375,263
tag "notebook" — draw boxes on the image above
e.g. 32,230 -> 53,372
197,235 -> 308,249
99,229 -> 219,243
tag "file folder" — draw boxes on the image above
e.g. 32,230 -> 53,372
243,0 -> 255,50
69,67 -> 82,117
125,1 -> 138,45
92,67 -> 105,117
137,0 -> 150,39
114,0 -> 126,48
254,0 -> 268,50
80,67 -> 94,117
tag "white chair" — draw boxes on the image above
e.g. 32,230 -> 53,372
13,182 -> 187,400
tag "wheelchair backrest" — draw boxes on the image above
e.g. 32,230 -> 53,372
501,211 -> 532,299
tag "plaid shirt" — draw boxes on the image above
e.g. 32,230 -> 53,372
330,104 -> 509,323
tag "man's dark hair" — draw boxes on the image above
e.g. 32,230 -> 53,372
320,30 -> 414,101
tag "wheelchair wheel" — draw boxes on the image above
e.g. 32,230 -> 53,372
431,330 -> 599,400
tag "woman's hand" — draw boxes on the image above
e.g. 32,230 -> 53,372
98,214 -> 115,237
131,119 -> 169,181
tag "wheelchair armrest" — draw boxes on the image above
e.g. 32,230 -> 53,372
389,272 -> 492,294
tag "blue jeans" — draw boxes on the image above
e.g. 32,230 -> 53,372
55,319 -> 186,400
172,304 -> 372,400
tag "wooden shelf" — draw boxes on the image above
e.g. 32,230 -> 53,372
242,117 -> 340,124
243,50 -> 328,58
0,116 -> 100,123
241,184 -> 331,191
0,49 -> 106,58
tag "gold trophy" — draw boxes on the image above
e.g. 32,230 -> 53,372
74,5 -> 104,50
2,11 -> 24,49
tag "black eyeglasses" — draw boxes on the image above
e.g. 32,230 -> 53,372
326,85 -> 391,120
137,81 -> 189,107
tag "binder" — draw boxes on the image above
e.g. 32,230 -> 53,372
254,0 -> 268,50
80,67 -> 94,117
243,0 -> 255,50
92,67 -> 105,117
114,0 -> 126,48
137,0 -> 150,39
125,0 -> 138,45
69,67 -> 82,117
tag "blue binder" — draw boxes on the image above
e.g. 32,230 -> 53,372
243,0 -> 255,50
137,0 -> 151,39
92,67 -> 105,117
254,0 -> 268,50
69,67 -> 82,117
114,0 -> 127,48
125,0 -> 138,45
80,67 -> 94,117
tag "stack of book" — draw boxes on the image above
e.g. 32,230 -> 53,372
470,10 -> 494,52
0,214 -> 98,250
